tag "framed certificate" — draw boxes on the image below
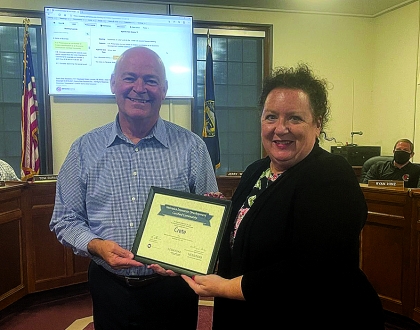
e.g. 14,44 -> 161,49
131,186 -> 232,276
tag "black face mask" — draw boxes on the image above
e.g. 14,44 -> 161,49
393,150 -> 411,165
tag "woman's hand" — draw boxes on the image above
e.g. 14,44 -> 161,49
181,274 -> 245,300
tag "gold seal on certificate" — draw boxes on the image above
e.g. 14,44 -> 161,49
131,186 -> 232,276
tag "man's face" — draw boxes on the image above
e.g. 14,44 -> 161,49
394,141 -> 413,154
110,48 -> 168,123
393,141 -> 414,165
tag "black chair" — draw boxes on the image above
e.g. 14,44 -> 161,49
360,156 -> 393,183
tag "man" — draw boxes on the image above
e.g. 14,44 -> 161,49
0,159 -> 20,181
50,47 -> 218,329
363,138 -> 420,188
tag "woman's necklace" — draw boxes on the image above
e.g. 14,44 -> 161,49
269,163 -> 283,182
270,163 -> 283,175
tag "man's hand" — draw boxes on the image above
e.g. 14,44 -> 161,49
204,192 -> 226,199
87,238 -> 143,269
147,263 -> 178,276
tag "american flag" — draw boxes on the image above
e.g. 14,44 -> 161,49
21,28 -> 40,181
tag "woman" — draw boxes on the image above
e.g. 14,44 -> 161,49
181,64 -> 385,328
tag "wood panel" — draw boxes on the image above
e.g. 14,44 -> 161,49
216,175 -> 241,200
409,189 -> 420,323
0,183 -> 28,310
0,181 -> 89,312
360,186 -> 411,315
26,182 -> 89,293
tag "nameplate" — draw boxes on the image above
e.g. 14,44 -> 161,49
226,171 -> 243,176
32,174 -> 58,182
367,180 -> 404,190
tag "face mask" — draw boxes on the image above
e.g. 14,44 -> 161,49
393,150 -> 411,165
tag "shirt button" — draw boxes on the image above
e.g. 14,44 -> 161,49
131,197 -> 136,201
135,148 -> 139,152
129,222 -> 134,227
133,171 -> 137,176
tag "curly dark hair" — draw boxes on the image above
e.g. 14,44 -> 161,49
258,63 -> 331,136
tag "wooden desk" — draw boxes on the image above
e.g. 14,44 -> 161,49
0,182 -> 28,310
409,189 -> 420,322
359,185 -> 420,323
359,185 -> 411,316
0,182 -> 89,311
26,182 -> 89,293
6,178 -> 420,324
216,175 -> 241,199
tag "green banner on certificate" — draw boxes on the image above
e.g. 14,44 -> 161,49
131,186 -> 231,276
158,204 -> 213,225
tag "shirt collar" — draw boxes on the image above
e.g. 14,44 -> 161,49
107,115 -> 169,148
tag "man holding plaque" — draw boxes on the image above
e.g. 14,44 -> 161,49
50,47 -> 218,329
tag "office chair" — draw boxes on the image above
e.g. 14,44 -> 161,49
360,156 -> 393,182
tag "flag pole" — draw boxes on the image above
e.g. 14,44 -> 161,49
21,18 -> 30,180
21,18 -> 40,181
23,18 -> 29,98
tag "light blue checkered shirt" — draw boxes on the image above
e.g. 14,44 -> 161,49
50,116 -> 218,276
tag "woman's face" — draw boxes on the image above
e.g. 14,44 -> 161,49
261,88 -> 321,172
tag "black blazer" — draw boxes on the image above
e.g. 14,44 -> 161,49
213,142 -> 384,329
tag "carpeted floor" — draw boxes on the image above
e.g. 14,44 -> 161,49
1,282 -> 420,330
0,283 -> 213,330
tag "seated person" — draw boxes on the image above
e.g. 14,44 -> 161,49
0,159 -> 20,181
360,155 -> 393,182
362,138 -> 420,188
